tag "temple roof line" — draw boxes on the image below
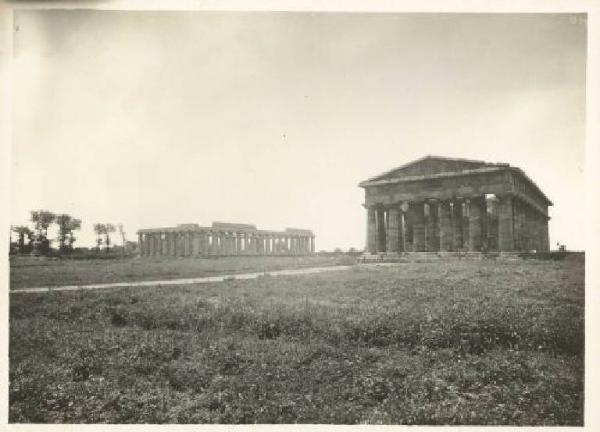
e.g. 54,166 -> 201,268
359,166 -> 503,187
359,156 -> 552,206
362,155 -> 507,184
137,225 -> 314,235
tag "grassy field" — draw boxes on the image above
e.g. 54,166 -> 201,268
9,255 -> 355,289
9,255 -> 584,424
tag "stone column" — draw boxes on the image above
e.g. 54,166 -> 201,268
468,196 -> 484,252
138,233 -> 143,256
158,234 -> 163,256
242,233 -> 248,255
513,203 -> 520,251
366,206 -> 376,253
497,194 -> 515,252
188,232 -> 194,256
512,200 -> 520,250
413,202 -> 426,252
439,200 -> 452,252
212,232 -> 219,255
190,232 -> 198,255
542,216 -> 550,251
403,203 -> 413,252
139,233 -> 145,256
427,201 -> 440,252
172,232 -> 179,256
227,232 -> 233,255
403,204 -> 414,252
181,232 -> 188,256
241,233 -> 247,255
452,200 -> 466,251
221,233 -> 227,255
310,235 -> 315,253
208,232 -> 214,255
520,203 -> 527,250
386,207 -> 399,253
519,202 -> 527,251
398,208 -> 406,252
533,212 -> 542,251
198,232 -> 205,255
375,208 -> 386,252
147,233 -> 155,256
229,232 -> 235,255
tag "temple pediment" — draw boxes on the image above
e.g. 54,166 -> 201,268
364,155 -> 505,182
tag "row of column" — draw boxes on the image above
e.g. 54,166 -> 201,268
138,231 -> 315,257
366,194 -> 549,253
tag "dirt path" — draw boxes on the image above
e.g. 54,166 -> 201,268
10,264 -> 361,294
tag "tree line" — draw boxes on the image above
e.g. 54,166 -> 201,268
10,210 -> 128,256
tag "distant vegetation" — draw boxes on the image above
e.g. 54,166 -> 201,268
9,209 -> 131,257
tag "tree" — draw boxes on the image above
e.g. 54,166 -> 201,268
66,218 -> 82,250
118,224 -> 127,255
104,224 -> 116,252
31,210 -> 56,238
93,223 -> 116,252
93,224 -> 106,252
55,214 -> 82,252
30,210 -> 55,255
11,225 -> 34,254
118,224 -> 126,245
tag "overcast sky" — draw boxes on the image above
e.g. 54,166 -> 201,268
10,11 -> 586,251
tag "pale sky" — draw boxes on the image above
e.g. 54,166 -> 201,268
10,11 -> 586,251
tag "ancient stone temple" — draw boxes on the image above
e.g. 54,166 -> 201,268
137,222 -> 315,257
359,156 -> 551,253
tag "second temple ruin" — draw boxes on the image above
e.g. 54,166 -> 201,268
137,222 -> 314,257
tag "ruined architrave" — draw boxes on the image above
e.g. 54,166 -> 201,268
137,222 -> 315,257
359,156 -> 552,253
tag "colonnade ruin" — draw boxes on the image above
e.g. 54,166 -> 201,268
360,156 -> 551,254
137,222 -> 314,257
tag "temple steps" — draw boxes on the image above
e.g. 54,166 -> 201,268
358,251 -> 522,263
